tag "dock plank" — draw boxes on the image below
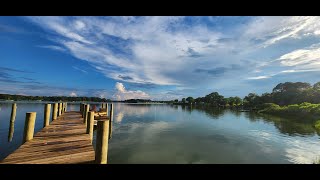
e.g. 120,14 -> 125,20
0,111 -> 95,164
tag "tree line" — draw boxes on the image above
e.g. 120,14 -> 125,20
0,94 -> 111,102
172,81 -> 320,109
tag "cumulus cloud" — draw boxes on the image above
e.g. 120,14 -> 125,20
113,82 -> 150,100
70,92 -> 77,97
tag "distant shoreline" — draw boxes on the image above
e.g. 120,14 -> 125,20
0,100 -> 166,104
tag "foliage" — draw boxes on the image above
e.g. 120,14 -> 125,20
123,99 -> 152,103
186,97 -> 194,103
314,120 -> 320,130
182,98 -> 186,103
244,81 -> 320,107
259,102 -> 320,122
0,94 -> 111,102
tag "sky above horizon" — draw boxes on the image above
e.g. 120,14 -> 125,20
0,16 -> 320,100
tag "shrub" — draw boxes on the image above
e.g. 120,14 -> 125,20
314,120 -> 320,130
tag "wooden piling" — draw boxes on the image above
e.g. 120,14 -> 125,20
95,120 -> 109,164
52,103 -> 58,121
82,104 -> 86,118
109,104 -> 113,139
8,103 -> 17,142
106,103 -> 109,115
87,111 -> 94,143
43,104 -> 51,128
59,103 -> 63,115
61,103 -> 65,114
83,104 -> 90,125
57,103 -> 61,116
23,112 -> 36,143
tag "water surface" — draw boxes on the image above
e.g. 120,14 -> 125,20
1,102 -> 319,163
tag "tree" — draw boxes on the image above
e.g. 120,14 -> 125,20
186,97 -> 194,104
203,92 -> 225,106
273,82 -> 311,93
182,98 -> 186,103
174,99 -> 179,103
243,93 -> 261,108
234,96 -> 242,106
260,93 -> 273,104
313,82 -> 320,90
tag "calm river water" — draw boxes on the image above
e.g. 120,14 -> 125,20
1,102 -> 320,164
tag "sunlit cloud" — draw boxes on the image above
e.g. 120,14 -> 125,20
113,82 -> 150,100
70,92 -> 77,97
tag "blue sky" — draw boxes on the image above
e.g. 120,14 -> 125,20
0,16 -> 320,100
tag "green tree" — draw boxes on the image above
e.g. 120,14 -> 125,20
273,82 -> 311,93
313,82 -> 320,90
182,98 -> 186,103
234,96 -> 242,106
243,93 -> 261,108
186,97 -> 194,103
204,92 -> 224,106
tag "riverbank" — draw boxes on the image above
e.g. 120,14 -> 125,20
258,102 -> 320,128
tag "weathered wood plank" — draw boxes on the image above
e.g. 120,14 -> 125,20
0,111 -> 95,164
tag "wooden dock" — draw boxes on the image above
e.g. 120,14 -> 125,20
1,111 -> 95,164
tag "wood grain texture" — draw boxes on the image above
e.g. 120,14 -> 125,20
0,111 -> 95,164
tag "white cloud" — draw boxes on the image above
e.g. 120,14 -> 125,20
278,44 -> 320,70
70,92 -> 77,97
25,16 -> 320,99
74,20 -> 86,30
27,16 -> 93,44
113,82 -> 150,100
37,45 -> 66,52
247,76 -> 271,80
115,82 -> 126,92
243,16 -> 320,47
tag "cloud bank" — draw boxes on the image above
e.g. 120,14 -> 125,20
22,16 -> 320,99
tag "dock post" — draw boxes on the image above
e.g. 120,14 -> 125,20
23,112 -> 37,143
57,103 -> 60,116
106,103 -> 109,115
82,104 -> 86,118
87,111 -> 94,143
44,104 -> 51,127
57,103 -> 61,116
83,104 -> 90,125
59,103 -> 63,116
109,104 -> 113,139
61,103 -> 65,114
95,120 -> 109,164
8,103 -> 17,142
52,103 -> 58,121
